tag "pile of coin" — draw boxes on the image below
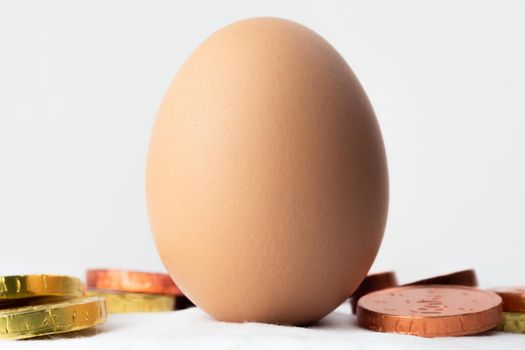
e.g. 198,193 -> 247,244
86,269 -> 193,313
3,268 -> 522,340
354,269 -> 510,337
0,274 -> 106,339
492,287 -> 525,333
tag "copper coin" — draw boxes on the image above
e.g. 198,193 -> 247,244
491,287 -> 525,312
404,269 -> 478,287
357,285 -> 502,337
350,271 -> 398,314
86,269 -> 182,296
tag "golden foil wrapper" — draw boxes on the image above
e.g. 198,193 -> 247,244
0,296 -> 106,340
87,290 -> 175,313
498,312 -> 525,333
0,275 -> 84,303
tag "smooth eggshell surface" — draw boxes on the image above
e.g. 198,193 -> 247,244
147,17 -> 388,325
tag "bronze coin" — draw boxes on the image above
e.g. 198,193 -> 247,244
491,287 -> 525,312
404,269 -> 478,287
357,285 -> 502,337
350,271 -> 398,314
86,269 -> 182,296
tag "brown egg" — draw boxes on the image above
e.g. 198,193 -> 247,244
147,17 -> 388,325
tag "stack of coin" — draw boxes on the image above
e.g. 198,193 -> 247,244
491,287 -> 525,333
86,269 -> 193,313
0,274 -> 106,339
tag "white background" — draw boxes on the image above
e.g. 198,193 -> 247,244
1,0 -> 524,289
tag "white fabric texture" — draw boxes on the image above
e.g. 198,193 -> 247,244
3,304 -> 523,349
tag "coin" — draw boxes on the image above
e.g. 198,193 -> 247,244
86,269 -> 182,296
404,269 -> 478,287
357,285 -> 502,337
491,287 -> 525,312
0,296 -> 79,309
0,296 -> 106,340
86,290 -> 175,313
350,271 -> 398,314
0,275 -> 84,303
498,312 -> 525,333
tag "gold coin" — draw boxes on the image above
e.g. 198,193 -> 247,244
87,290 -> 174,313
499,312 -> 525,333
0,296 -> 79,309
0,296 -> 106,340
0,275 -> 84,302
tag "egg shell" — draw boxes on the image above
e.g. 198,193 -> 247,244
147,17 -> 388,325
